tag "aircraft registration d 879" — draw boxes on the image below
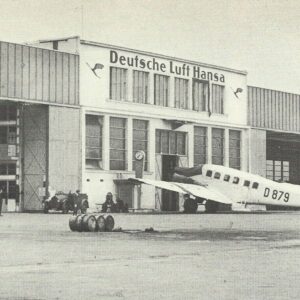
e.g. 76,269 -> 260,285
129,163 -> 300,213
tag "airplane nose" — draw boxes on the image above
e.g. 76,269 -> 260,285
174,165 -> 203,177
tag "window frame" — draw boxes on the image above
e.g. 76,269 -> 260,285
192,79 -> 209,112
109,117 -> 127,171
154,74 -> 169,107
132,70 -> 149,104
85,114 -> 103,169
109,66 -> 128,101
174,77 -> 189,109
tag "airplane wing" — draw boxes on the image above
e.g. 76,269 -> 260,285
128,178 -> 233,205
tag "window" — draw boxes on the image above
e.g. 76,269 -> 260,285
155,130 -> 186,155
206,170 -> 212,177
252,182 -> 259,189
0,126 -> 16,144
243,180 -> 250,187
212,128 -> 224,165
85,115 -> 103,169
229,130 -> 241,170
214,172 -> 221,179
233,177 -> 239,184
154,74 -> 169,106
0,103 -> 17,121
133,70 -> 149,103
192,79 -> 208,111
212,84 -> 224,114
0,164 -> 16,175
174,78 -> 188,109
110,67 -> 127,101
266,160 -> 289,182
110,117 -> 127,170
224,174 -> 230,182
133,119 -> 148,171
194,126 -> 207,166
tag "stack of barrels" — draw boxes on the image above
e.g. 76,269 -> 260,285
69,214 -> 115,232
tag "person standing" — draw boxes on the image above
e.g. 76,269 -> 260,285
0,187 -> 5,216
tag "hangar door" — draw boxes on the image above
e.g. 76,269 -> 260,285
266,132 -> 300,184
155,130 -> 188,211
22,105 -> 47,211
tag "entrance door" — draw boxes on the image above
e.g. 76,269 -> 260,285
22,106 -> 47,211
116,183 -> 133,209
0,180 -> 17,212
161,155 -> 178,211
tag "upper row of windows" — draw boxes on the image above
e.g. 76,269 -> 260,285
205,170 -> 259,189
110,67 -> 224,114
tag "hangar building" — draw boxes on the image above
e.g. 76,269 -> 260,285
248,86 -> 300,185
1,36 -> 299,212
0,40 -> 81,212
33,36 -> 249,211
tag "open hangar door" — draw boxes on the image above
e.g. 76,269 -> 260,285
266,131 -> 300,210
21,105 -> 48,211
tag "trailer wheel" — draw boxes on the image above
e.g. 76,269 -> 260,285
62,202 -> 69,214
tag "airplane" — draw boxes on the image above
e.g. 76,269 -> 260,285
129,164 -> 300,213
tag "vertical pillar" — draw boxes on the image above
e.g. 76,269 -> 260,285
188,125 -> 194,167
103,114 -> 110,170
127,69 -> 133,102
169,77 -> 175,108
148,73 -> 154,105
188,79 -> 193,110
224,128 -> 229,167
207,127 -> 212,164
127,117 -> 133,171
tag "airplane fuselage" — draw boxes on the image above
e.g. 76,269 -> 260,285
175,164 -> 300,208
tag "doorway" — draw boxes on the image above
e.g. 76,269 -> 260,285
161,155 -> 178,211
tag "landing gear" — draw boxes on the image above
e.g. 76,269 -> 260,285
183,198 -> 198,213
205,201 -> 219,213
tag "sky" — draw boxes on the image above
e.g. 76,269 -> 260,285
0,0 -> 299,94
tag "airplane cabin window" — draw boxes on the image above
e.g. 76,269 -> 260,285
244,180 -> 250,187
224,174 -> 230,182
206,170 -> 213,177
233,177 -> 239,184
214,172 -> 221,179
252,182 -> 259,189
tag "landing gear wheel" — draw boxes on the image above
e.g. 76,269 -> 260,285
183,198 -> 198,213
205,201 -> 219,213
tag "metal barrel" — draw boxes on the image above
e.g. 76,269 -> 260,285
104,215 -> 115,232
75,214 -> 86,232
95,215 -> 106,232
82,215 -> 97,232
69,215 -> 79,231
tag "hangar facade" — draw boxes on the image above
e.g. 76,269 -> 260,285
2,36 -> 299,212
0,40 -> 81,212
34,36 -> 249,211
248,87 -> 300,186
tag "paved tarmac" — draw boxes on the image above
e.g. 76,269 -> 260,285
0,212 -> 300,300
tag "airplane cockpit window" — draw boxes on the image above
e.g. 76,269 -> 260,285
224,174 -> 230,182
206,170 -> 213,177
233,177 -> 239,184
214,172 -> 221,179
243,180 -> 250,187
252,182 -> 259,189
